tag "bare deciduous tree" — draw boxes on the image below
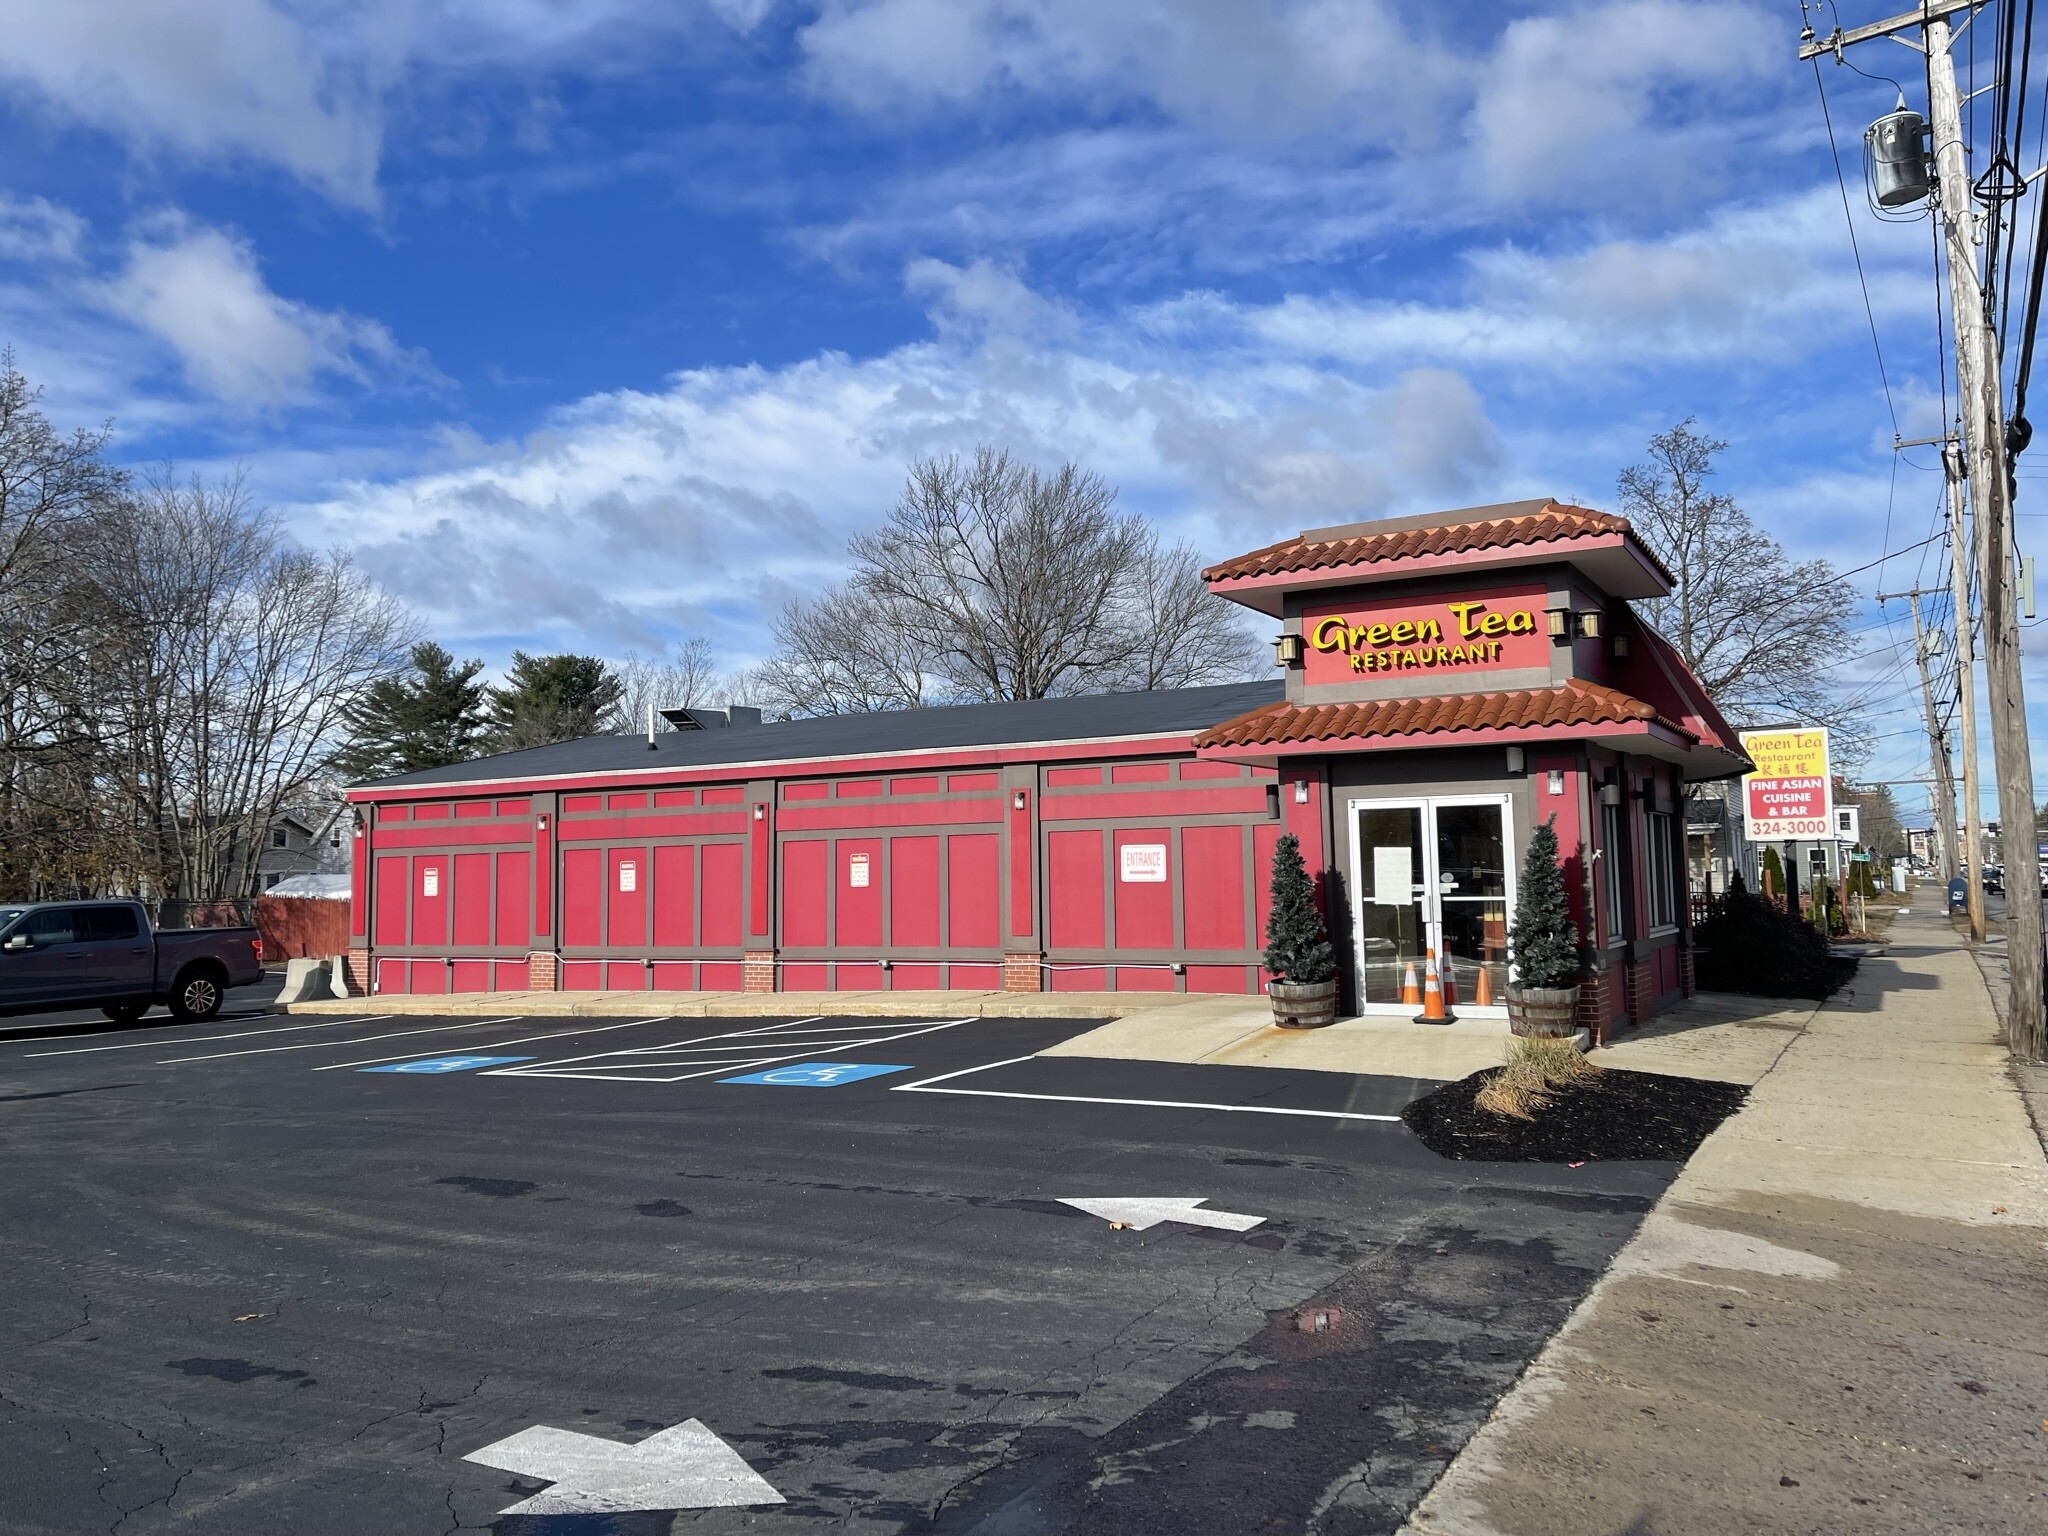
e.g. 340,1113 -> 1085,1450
607,636 -> 732,732
1617,420 -> 1855,735
761,447 -> 1261,715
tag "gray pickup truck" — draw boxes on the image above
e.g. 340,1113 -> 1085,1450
0,900 -> 263,1024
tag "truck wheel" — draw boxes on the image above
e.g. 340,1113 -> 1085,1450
103,1003 -> 147,1024
169,966 -> 225,1023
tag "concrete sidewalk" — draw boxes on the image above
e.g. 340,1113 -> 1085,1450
1404,902 -> 2048,1536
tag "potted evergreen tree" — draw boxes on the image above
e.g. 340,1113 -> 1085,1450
1264,833 -> 1338,1028
1506,816 -> 1583,1038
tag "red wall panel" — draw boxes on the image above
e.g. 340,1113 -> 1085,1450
562,960 -> 602,990
561,848 -> 602,947
836,838 -> 883,949
782,839 -> 829,946
1047,830 -> 1105,949
889,836 -> 941,947
494,851 -> 530,949
947,834 -> 1000,949
1111,829 -> 1174,950
608,846 -> 648,949
412,856 -> 449,946
374,855 -> 408,946
1252,823 -> 1282,950
1185,964 -> 1250,994
1180,826 -> 1245,952
450,959 -> 492,993
701,844 -> 744,947
452,852 -> 491,947
652,844 -> 696,948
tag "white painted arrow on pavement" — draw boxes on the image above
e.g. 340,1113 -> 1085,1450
1059,1197 -> 1266,1232
464,1419 -> 784,1516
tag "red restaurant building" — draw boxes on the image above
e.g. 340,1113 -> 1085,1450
344,499 -> 1746,1038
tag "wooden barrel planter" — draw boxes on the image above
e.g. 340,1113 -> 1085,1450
1269,978 -> 1339,1029
1505,984 -> 1581,1038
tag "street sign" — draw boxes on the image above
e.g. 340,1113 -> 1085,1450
1739,727 -> 1832,840
465,1419 -> 783,1516
718,1062 -> 910,1087
358,1055 -> 534,1074
1059,1197 -> 1266,1232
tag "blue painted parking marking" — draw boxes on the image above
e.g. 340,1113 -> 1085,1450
359,1055 -> 536,1075
719,1062 -> 911,1087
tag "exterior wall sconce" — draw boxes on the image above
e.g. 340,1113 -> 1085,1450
1546,769 -> 1566,796
1013,789 -> 1028,810
1577,611 -> 1602,639
1545,606 -> 1571,638
751,804 -> 765,821
1505,747 -> 1526,776
1273,632 -> 1303,667
1293,779 -> 1310,804
1599,783 -> 1624,807
1611,634 -> 1630,659
536,813 -> 549,833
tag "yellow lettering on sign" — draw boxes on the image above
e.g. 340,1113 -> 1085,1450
1506,609 -> 1535,635
1313,602 -> 1535,670
1309,617 -> 1348,652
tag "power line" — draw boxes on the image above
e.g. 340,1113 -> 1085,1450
1813,55 -> 1904,436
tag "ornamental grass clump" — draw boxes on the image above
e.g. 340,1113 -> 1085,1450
1475,1036 -> 1602,1121
1263,832 -> 1335,984
1508,817 -> 1580,992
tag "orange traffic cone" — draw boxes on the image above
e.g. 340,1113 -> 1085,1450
1473,964 -> 1493,1007
1400,961 -> 1421,1006
1415,947 -> 1449,1023
1439,950 -> 1457,1007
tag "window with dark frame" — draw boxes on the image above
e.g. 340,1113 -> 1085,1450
1601,801 -> 1626,942
1647,809 -> 1678,929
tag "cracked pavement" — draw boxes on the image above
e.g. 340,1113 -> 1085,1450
0,1009 -> 1676,1533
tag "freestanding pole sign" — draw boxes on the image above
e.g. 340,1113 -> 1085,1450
1740,728 -> 1832,842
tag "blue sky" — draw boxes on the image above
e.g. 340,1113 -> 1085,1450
0,1 -> 2036,819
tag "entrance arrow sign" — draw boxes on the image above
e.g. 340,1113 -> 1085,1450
1059,1197 -> 1265,1232
464,1419 -> 784,1516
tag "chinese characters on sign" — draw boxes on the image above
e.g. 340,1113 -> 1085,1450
1739,728 -> 1832,841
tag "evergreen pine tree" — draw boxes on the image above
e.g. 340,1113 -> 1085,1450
1263,832 -> 1335,983
1508,816 -> 1580,990
332,642 -> 488,781
1760,844 -> 1785,896
485,652 -> 626,751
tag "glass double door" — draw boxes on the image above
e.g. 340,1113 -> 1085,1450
1351,796 -> 1513,1014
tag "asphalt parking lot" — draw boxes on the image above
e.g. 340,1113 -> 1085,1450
0,999 -> 1679,1535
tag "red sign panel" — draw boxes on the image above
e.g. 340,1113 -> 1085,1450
1743,776 -> 1831,839
1300,582 -> 1550,685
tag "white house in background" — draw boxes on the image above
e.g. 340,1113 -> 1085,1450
257,802 -> 352,890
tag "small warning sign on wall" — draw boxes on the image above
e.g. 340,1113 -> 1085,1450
422,867 -> 439,897
849,853 -> 871,888
618,861 -> 637,893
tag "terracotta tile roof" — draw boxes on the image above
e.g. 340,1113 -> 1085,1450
1193,680 -> 1688,750
1203,502 -> 1666,584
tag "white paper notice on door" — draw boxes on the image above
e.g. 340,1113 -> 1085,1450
849,853 -> 871,888
1119,843 -> 1167,883
421,867 -> 439,897
618,861 -> 637,893
1372,845 -> 1413,906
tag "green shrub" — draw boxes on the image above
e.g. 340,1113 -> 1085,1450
1693,886 -> 1839,999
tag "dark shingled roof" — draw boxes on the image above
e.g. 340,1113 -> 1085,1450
357,680 -> 1287,792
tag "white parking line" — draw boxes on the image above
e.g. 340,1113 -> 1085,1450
23,1014 -> 382,1058
890,1056 -> 1405,1124
160,1016 -> 524,1064
491,1017 -> 974,1084
317,1016 -> 675,1070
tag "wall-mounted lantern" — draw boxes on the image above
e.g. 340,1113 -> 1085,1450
1293,779 -> 1310,804
1611,633 -> 1630,659
1505,746 -> 1526,777
751,804 -> 765,821
1577,610 -> 1603,639
1599,783 -> 1624,807
1546,769 -> 1566,796
1013,789 -> 1028,810
1545,606 -> 1572,640
1273,632 -> 1304,668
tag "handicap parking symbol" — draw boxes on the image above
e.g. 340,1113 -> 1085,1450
359,1055 -> 536,1074
719,1062 -> 910,1087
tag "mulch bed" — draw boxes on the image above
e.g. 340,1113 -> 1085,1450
1402,1067 -> 1749,1163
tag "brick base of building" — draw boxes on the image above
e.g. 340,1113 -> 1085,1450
1575,968 -> 1615,1045
743,950 -> 777,993
343,947 -> 371,997
526,951 -> 559,991
1625,957 -> 1656,1026
1003,954 -> 1044,993
1679,945 -> 1697,999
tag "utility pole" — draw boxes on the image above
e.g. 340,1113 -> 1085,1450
1943,445 -> 1988,940
1879,586 -> 1963,896
1802,3 -> 2044,1060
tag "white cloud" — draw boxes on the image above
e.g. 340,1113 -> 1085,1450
0,193 -> 86,264
93,213 -> 417,408
905,256 -> 1073,338
282,296 -> 1505,657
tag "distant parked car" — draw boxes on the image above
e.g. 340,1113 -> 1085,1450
1983,864 -> 2005,895
0,901 -> 262,1023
